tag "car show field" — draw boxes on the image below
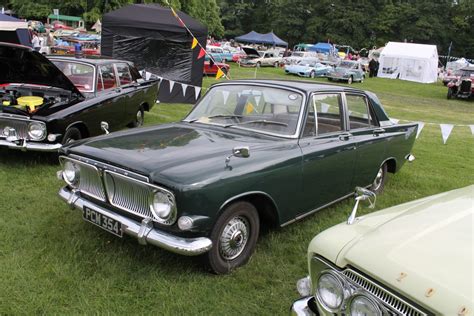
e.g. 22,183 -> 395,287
1,66 -> 473,314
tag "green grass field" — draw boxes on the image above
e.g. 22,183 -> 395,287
1,66 -> 473,315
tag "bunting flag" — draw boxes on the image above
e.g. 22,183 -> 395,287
191,38 -> 198,49
194,86 -> 201,100
255,95 -> 261,105
222,90 -> 230,104
416,122 -> 425,139
321,103 -> 330,113
440,124 -> 454,144
470,125 -> 474,136
390,118 -> 400,124
245,102 -> 255,114
216,68 -> 225,80
197,48 -> 206,59
168,80 -> 175,93
181,83 -> 188,96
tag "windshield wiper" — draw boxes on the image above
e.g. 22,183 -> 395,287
207,114 -> 242,120
237,120 -> 288,127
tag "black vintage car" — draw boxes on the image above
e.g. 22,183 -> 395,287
57,80 -> 417,274
0,42 -> 158,151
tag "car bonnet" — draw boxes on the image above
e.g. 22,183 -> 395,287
0,43 -> 83,96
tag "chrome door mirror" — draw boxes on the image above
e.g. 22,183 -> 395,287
100,121 -> 110,135
347,187 -> 376,225
225,146 -> 250,167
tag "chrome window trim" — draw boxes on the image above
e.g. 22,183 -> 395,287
187,82 -> 307,139
312,256 -> 428,316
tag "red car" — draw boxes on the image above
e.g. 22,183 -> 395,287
203,61 -> 230,76
447,66 -> 474,100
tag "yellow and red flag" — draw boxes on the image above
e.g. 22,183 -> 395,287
216,68 -> 225,80
191,38 -> 198,49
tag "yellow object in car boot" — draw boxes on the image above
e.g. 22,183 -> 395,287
2,100 -> 11,106
17,96 -> 44,112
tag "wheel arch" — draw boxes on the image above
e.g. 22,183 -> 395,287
381,157 -> 397,174
65,121 -> 90,139
218,191 -> 280,228
140,102 -> 150,112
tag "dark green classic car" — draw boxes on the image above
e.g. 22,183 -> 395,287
57,80 -> 417,274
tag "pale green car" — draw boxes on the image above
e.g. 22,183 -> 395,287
291,185 -> 473,315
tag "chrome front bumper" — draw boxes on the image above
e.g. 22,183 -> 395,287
58,187 -> 213,256
0,138 -> 62,152
290,296 -> 318,316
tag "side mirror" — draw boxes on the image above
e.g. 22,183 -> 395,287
225,146 -> 250,167
347,187 -> 376,225
100,121 -> 110,135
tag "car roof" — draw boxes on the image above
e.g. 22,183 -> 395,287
213,79 -> 366,94
47,55 -> 132,65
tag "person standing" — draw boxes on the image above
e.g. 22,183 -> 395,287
31,32 -> 41,52
368,58 -> 377,77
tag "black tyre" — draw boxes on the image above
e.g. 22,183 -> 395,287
128,106 -> 145,128
206,201 -> 260,274
370,163 -> 387,194
62,127 -> 81,145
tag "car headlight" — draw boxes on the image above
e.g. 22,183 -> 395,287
348,294 -> 382,316
63,160 -> 80,187
28,122 -> 46,140
151,190 -> 177,224
316,271 -> 345,311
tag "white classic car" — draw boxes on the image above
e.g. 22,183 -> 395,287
238,47 -> 282,67
291,185 -> 474,315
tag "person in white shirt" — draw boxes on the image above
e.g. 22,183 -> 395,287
31,32 -> 41,51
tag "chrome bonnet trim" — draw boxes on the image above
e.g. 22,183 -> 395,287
58,187 -> 212,256
0,139 -> 61,152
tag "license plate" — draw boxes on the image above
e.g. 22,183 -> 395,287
83,206 -> 122,237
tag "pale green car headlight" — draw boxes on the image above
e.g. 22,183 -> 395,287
151,190 -> 177,224
348,294 -> 382,316
316,271 -> 345,311
63,160 -> 80,187
28,122 -> 46,140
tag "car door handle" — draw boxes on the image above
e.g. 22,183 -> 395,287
373,128 -> 385,136
338,132 -> 352,141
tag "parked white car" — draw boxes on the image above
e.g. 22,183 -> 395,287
239,47 -> 282,67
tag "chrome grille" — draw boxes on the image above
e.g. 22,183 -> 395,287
343,269 -> 427,316
104,171 -> 154,219
0,116 -> 29,139
77,162 -> 106,201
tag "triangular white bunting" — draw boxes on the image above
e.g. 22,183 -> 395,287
321,103 -> 330,113
469,125 -> 474,136
440,124 -> 454,144
194,86 -> 201,100
181,83 -> 188,96
348,111 -> 352,116
168,80 -> 175,93
222,90 -> 230,104
416,122 -> 425,139
390,118 -> 400,124
255,95 -> 261,105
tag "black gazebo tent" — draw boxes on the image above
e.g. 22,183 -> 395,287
102,4 -> 207,103
0,13 -> 31,47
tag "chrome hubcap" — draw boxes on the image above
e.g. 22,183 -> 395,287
373,167 -> 383,190
136,110 -> 143,125
219,216 -> 249,260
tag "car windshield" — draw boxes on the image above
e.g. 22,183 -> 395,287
184,84 -> 304,137
339,61 -> 358,69
51,60 -> 95,92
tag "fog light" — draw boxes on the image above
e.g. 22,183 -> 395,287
177,216 -> 194,231
296,276 -> 312,297
48,134 -> 58,142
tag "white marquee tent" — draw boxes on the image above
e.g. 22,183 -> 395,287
377,42 -> 438,83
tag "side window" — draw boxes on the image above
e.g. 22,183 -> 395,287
303,94 -> 343,137
116,63 -> 133,86
99,64 -> 117,90
346,94 -> 376,129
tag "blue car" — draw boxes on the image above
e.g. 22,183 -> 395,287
284,60 -> 333,78
327,60 -> 365,84
204,46 -> 234,62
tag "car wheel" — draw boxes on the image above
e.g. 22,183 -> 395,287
347,76 -> 353,84
62,127 -> 81,145
274,61 -> 279,68
360,75 -> 365,83
128,106 -> 145,128
206,201 -> 260,274
447,88 -> 453,99
310,71 -> 315,78
370,163 -> 387,194
256,62 -> 261,68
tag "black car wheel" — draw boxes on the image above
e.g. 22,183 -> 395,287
62,127 -> 81,145
370,163 -> 387,194
256,62 -> 261,68
128,106 -> 145,128
206,201 -> 260,274
347,76 -> 353,84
